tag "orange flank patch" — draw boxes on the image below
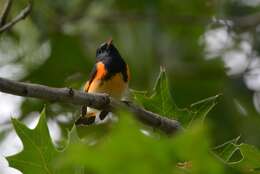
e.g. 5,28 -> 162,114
95,62 -> 107,80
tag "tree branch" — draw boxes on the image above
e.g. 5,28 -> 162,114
0,1 -> 32,34
0,0 -> 13,26
0,77 -> 182,135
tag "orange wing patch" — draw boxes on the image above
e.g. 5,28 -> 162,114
86,62 -> 107,93
127,64 -> 131,81
84,81 -> 90,92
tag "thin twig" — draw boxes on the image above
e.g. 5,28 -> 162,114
0,2 -> 32,34
0,77 -> 182,135
0,0 -> 13,26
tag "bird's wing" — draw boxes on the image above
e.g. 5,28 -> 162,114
127,64 -> 131,81
84,64 -> 97,92
81,64 -> 98,119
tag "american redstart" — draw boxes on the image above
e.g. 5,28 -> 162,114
76,38 -> 130,125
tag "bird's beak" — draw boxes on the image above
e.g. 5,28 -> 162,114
106,37 -> 113,48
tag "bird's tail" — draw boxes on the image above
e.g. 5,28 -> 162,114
75,106 -> 112,125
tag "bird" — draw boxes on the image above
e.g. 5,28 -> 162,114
75,38 -> 130,125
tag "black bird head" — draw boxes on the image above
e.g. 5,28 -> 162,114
95,38 -> 128,81
96,38 -> 122,61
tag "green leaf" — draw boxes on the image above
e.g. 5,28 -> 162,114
187,94 -> 220,127
6,108 -> 59,174
214,138 -> 260,173
5,108 -> 111,174
133,67 -> 178,118
231,144 -> 260,173
133,68 -> 219,126
213,137 -> 240,163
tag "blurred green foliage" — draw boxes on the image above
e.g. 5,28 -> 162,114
8,104 -> 260,174
6,108 -> 225,174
